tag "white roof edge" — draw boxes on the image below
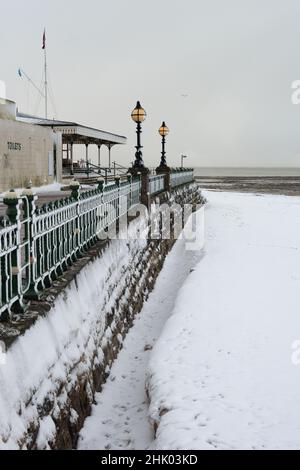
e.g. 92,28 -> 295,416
55,125 -> 126,144
17,112 -> 127,145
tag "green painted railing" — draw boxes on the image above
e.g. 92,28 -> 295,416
149,175 -> 165,195
0,193 -> 31,318
0,176 -> 141,319
170,169 -> 194,188
0,168 -> 194,320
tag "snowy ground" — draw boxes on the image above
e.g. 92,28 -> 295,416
79,190 -> 300,450
147,191 -> 300,450
78,214 -> 203,450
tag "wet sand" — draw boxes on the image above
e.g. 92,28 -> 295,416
194,176 -> 300,196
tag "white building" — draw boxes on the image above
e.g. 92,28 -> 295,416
0,97 -> 127,192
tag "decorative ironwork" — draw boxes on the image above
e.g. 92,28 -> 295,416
0,194 -> 31,318
170,169 -> 194,188
149,175 -> 165,195
0,168 -> 192,320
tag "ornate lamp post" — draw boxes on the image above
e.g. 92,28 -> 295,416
156,121 -> 171,192
131,101 -> 147,168
158,121 -> 169,167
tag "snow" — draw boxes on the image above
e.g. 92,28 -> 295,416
0,182 -> 63,200
33,183 -> 63,194
146,191 -> 300,450
78,210 -> 204,450
36,416 -> 56,450
0,214 -> 149,449
79,190 -> 300,450
3,186 -> 299,450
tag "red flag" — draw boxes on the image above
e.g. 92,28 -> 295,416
42,29 -> 46,49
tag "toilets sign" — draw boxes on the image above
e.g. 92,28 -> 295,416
7,142 -> 22,151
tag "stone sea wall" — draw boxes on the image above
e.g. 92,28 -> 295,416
0,183 -> 204,449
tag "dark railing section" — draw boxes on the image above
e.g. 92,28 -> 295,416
63,161 -> 130,182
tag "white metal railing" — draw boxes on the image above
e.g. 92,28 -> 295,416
149,175 -> 165,195
0,178 -> 142,318
0,169 -> 194,320
131,179 -> 141,206
0,221 -> 20,317
170,169 -> 194,188
0,195 -> 31,317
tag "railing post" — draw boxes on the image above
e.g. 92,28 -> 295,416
127,174 -> 132,208
128,163 -> 150,208
71,180 -> 80,200
140,171 -> 150,208
3,190 -> 27,313
22,188 -> 41,300
70,181 -> 82,259
4,190 -> 19,226
156,165 -> 171,192
96,177 -> 104,239
97,177 -> 105,192
136,172 -> 141,205
115,176 -> 120,231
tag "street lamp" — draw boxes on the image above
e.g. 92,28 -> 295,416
158,121 -> 169,167
131,101 -> 146,168
181,154 -> 187,168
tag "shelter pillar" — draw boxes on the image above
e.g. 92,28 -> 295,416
70,142 -> 74,175
85,143 -> 89,176
97,144 -> 102,172
108,144 -> 112,170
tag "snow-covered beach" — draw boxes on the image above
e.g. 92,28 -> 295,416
79,190 -> 300,450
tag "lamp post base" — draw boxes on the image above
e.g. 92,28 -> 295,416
128,166 -> 150,207
156,165 -> 171,192
128,166 -> 149,177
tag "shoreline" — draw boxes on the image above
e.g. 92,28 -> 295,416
195,176 -> 300,196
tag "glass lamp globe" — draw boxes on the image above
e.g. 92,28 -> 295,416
131,101 -> 146,123
158,121 -> 169,136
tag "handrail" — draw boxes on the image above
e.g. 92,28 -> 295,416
170,169 -> 194,188
0,178 -> 141,319
0,168 -> 194,320
149,174 -> 165,195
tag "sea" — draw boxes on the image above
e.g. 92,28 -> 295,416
193,167 -> 300,177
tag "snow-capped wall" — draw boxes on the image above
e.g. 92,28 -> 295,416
0,183 -> 204,449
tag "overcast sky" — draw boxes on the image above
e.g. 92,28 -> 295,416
1,0 -> 300,167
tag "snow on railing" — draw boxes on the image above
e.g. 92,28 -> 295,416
149,175 -> 165,195
0,168 -> 193,320
0,220 -> 20,318
170,169 -> 194,188
0,177 -> 141,319
0,193 -> 31,318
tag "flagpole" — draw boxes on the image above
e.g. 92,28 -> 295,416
43,29 -> 48,119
